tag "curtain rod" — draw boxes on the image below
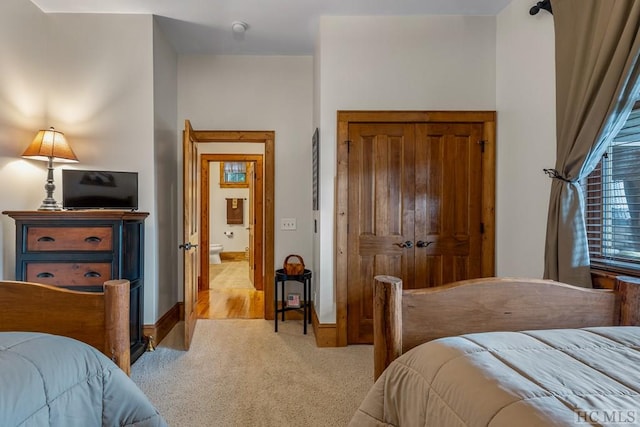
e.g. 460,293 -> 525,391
530,0 -> 553,15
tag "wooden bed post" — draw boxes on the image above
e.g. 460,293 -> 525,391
616,276 -> 640,327
104,280 -> 131,376
373,275 -> 403,381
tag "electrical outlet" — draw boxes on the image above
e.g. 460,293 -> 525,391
281,218 -> 297,230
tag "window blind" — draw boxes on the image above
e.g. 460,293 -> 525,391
584,101 -> 640,268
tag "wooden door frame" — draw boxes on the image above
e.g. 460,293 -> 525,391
200,154 -> 264,291
335,111 -> 496,346
190,129 -> 275,320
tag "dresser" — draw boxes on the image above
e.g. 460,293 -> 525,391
3,210 -> 149,363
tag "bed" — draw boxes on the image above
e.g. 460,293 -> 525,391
0,279 -> 167,426
349,275 -> 640,426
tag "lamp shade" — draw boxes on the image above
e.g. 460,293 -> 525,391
22,127 -> 78,163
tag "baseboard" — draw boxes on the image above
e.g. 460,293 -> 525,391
311,304 -> 339,347
142,302 -> 181,348
220,251 -> 247,261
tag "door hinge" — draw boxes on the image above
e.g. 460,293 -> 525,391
346,140 -> 351,152
478,140 -> 486,153
480,223 -> 485,234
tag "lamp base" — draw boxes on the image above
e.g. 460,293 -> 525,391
38,157 -> 61,211
38,199 -> 61,211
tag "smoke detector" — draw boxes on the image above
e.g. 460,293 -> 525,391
231,21 -> 248,34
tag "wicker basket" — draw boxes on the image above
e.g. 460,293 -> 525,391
283,254 -> 305,276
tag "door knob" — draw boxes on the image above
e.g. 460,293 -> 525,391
393,241 -> 414,248
179,242 -> 198,250
416,240 -> 433,248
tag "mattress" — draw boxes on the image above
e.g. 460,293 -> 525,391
0,332 -> 166,427
350,326 -> 640,426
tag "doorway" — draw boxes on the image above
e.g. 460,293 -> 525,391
182,126 -> 276,346
198,154 -> 265,319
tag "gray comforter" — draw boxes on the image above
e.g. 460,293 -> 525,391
350,326 -> 640,426
0,332 -> 167,427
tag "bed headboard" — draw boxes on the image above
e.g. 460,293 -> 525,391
373,275 -> 640,380
0,279 -> 130,374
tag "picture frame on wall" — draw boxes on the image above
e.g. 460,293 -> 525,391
312,128 -> 319,211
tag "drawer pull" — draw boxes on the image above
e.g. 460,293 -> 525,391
84,236 -> 103,243
37,236 -> 55,242
84,271 -> 101,278
36,272 -> 54,278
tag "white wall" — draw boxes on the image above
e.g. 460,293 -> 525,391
496,0 -> 555,277
0,7 -> 163,324
46,13 -> 157,325
315,15 -> 497,323
0,0 -> 48,275
312,32 -> 322,315
153,19 -> 179,320
178,55 -> 314,282
210,162 -> 250,252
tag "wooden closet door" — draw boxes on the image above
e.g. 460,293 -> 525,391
346,121 -> 486,344
347,123 -> 415,344
413,123 -> 484,287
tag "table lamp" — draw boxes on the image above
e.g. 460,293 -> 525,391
22,127 -> 79,211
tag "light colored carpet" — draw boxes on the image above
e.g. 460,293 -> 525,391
131,319 -> 373,427
210,261 -> 254,290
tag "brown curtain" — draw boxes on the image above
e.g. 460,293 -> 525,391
544,0 -> 640,287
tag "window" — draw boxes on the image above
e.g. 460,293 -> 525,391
584,101 -> 640,270
219,162 -> 248,188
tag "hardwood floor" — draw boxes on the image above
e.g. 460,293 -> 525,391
197,260 -> 309,324
197,288 -> 264,319
197,260 -> 264,319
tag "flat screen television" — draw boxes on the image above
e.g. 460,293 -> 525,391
62,169 -> 138,210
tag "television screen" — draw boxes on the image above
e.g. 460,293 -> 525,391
62,169 -> 138,210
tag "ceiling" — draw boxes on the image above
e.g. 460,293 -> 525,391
30,0 -> 514,55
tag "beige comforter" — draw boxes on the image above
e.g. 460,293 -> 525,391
350,327 -> 640,426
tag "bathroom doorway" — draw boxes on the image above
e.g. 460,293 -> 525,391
198,153 -> 265,319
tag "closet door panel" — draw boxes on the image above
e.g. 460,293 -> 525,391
347,123 -> 415,344
414,123 -> 484,286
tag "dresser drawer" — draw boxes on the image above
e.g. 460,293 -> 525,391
26,262 -> 112,287
26,227 -> 112,252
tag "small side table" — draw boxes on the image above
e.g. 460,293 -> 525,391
274,268 -> 312,334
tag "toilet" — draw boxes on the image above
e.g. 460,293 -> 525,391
209,243 -> 223,264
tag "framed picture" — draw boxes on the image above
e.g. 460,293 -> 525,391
312,128 -> 319,211
287,293 -> 301,308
